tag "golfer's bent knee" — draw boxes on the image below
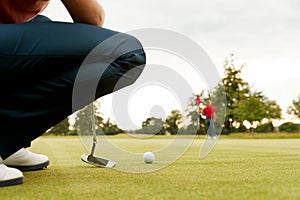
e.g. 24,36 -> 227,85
112,34 -> 146,74
95,34 -> 146,97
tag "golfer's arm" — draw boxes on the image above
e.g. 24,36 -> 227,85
61,0 -> 105,27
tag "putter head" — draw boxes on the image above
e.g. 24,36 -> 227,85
81,154 -> 116,168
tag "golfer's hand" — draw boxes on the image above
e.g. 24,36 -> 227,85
61,0 -> 105,27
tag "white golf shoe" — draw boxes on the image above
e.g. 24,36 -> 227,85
1,148 -> 49,171
0,164 -> 23,187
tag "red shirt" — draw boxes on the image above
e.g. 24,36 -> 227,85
0,0 -> 50,24
203,106 -> 215,119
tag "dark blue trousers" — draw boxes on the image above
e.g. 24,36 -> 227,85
0,16 -> 146,159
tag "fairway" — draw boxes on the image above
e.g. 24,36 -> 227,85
0,136 -> 299,200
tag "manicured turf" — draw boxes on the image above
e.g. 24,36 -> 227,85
1,136 -> 299,200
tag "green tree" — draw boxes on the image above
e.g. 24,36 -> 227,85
164,110 -> 182,135
233,92 -> 281,132
101,118 -> 123,135
234,95 -> 267,124
212,54 -> 250,133
211,54 -> 283,133
46,117 -> 75,136
137,117 -> 164,135
75,102 -> 123,135
251,91 -> 281,122
264,98 -> 282,120
288,96 -> 300,118
279,122 -> 300,133
75,104 -> 95,135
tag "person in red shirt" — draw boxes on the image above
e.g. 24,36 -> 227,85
0,0 -> 146,187
202,100 -> 216,139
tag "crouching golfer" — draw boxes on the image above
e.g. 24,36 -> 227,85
0,0 -> 146,187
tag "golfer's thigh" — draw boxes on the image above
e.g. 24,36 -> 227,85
0,22 -> 119,56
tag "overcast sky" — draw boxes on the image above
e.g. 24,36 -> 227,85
43,0 -> 299,124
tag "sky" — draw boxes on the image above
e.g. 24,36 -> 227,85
42,0 -> 300,128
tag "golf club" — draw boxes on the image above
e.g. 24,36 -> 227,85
81,102 -> 116,168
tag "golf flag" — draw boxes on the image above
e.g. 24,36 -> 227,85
196,95 -> 201,105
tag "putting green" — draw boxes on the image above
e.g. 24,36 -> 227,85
0,136 -> 299,200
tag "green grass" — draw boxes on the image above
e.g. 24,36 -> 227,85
1,136 -> 300,200
219,132 -> 300,139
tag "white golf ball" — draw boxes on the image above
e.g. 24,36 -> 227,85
143,152 -> 155,164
